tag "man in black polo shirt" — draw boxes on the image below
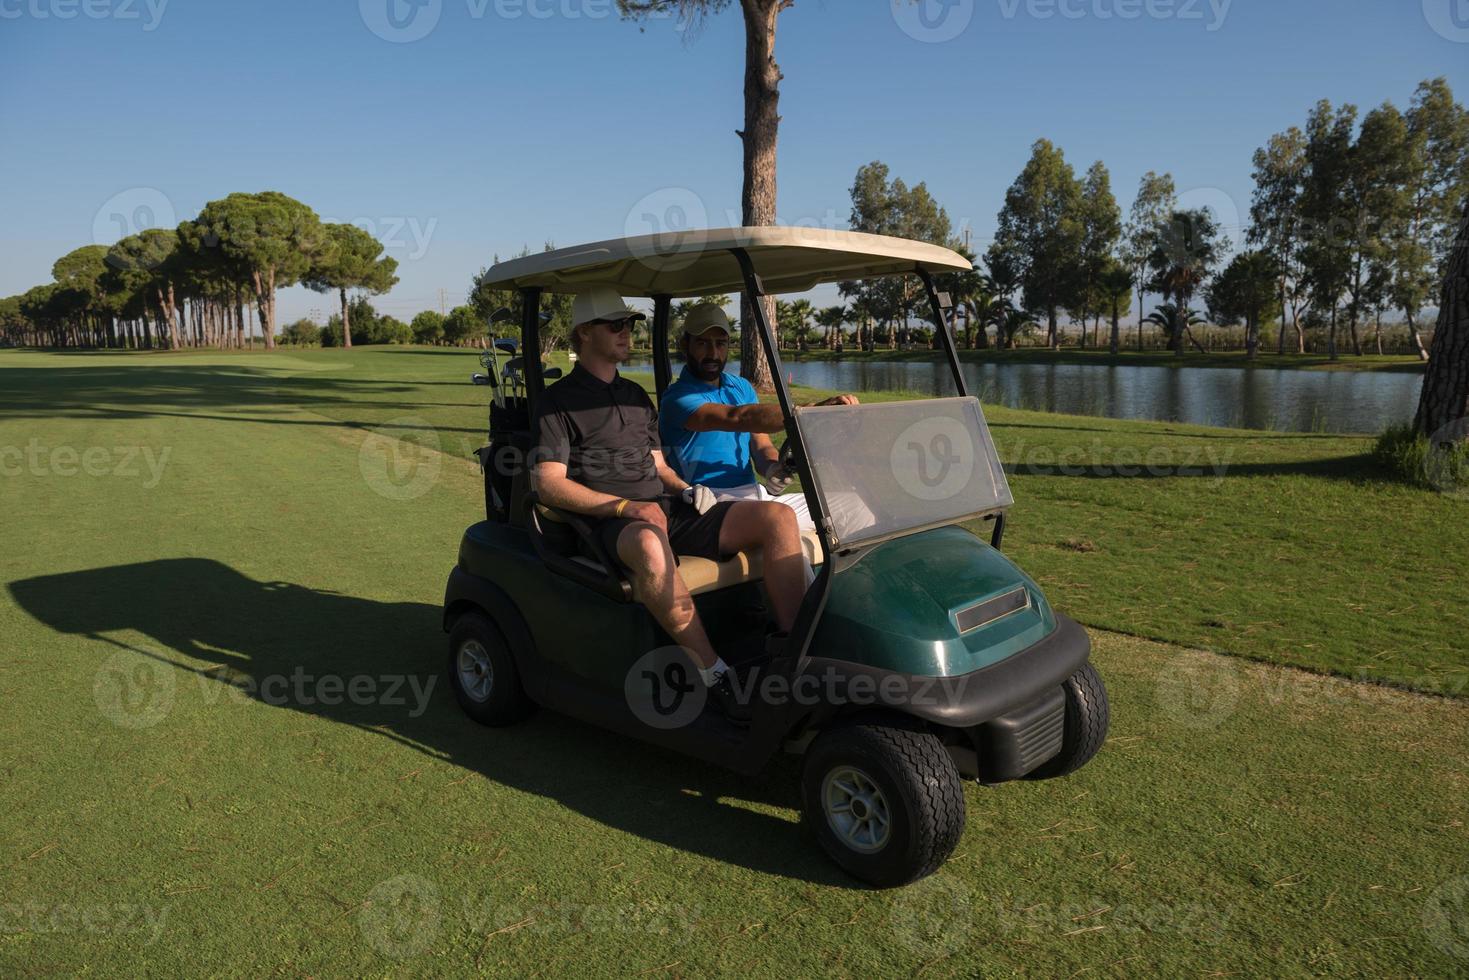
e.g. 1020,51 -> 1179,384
533,287 -> 807,722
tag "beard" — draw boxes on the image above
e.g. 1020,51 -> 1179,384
690,355 -> 725,383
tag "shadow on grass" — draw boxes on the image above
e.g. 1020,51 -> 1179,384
8,558 -> 851,887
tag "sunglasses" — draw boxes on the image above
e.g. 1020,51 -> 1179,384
597,319 -> 633,333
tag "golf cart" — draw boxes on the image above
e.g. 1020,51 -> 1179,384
443,227 -> 1107,887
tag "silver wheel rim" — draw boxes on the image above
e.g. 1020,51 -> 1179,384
822,766 -> 891,854
457,640 -> 493,703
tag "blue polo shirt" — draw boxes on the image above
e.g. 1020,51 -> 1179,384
659,366 -> 759,489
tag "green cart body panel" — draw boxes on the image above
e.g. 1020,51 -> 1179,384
811,526 -> 1056,677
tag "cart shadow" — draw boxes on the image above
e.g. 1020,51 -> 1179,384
8,558 -> 857,888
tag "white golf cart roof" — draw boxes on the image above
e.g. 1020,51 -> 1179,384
479,226 -> 972,298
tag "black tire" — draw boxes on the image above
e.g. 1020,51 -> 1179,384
801,716 -> 966,888
1025,662 -> 1108,780
447,611 -> 533,727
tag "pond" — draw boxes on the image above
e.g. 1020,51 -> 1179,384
627,357 -> 1422,434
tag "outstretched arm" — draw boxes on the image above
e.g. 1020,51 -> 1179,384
683,394 -> 860,435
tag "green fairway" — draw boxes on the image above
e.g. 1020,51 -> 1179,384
1,347 -> 1465,976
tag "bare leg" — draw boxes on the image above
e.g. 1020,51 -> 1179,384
718,501 -> 804,633
616,523 -> 718,669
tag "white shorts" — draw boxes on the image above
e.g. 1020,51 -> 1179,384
713,482 -> 814,531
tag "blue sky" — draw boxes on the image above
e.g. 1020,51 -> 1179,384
1,0 -> 1465,324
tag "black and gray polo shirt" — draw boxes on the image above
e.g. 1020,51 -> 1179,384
534,364 -> 664,500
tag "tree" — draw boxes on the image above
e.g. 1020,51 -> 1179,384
1122,172 -> 1176,352
1299,100 -> 1358,359
1147,208 -> 1226,353
1077,161 -> 1122,349
1248,129 -> 1308,353
301,223 -> 399,349
617,0 -> 791,392
411,310 -> 445,345
1400,78 -> 1469,360
1143,303 -> 1208,351
181,192 -> 331,351
1207,250 -> 1279,359
1414,199 -> 1468,440
470,245 -> 576,354
814,305 -> 847,349
442,305 -> 482,347
1340,104 -> 1411,357
1097,259 -> 1134,355
992,139 -> 1083,349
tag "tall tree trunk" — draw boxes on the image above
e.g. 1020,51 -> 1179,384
1405,308 -> 1430,361
1277,275 -> 1288,354
1108,298 -> 1120,355
1292,300 -> 1305,354
340,285 -> 353,349
1328,304 -> 1338,360
735,0 -> 781,394
1414,202 -> 1468,438
1046,306 -> 1058,349
1373,308 -> 1383,355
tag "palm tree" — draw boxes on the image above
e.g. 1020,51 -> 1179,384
815,304 -> 847,350
1142,303 -> 1209,353
1146,209 -> 1226,353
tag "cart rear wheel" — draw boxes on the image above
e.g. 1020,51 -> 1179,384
802,716 -> 965,888
1025,662 -> 1108,780
447,611 -> 533,726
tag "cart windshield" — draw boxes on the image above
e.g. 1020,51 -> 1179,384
794,396 -> 1011,551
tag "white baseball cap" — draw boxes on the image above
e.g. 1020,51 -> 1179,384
681,302 -> 731,338
572,286 -> 646,329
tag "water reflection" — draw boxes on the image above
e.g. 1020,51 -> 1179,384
628,358 -> 1420,434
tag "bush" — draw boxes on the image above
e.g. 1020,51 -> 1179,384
1373,423 -> 1469,492
278,319 -> 319,346
373,316 -> 413,345
442,305 -> 482,346
411,310 -> 445,345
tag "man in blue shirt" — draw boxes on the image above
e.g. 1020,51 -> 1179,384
659,303 -> 858,532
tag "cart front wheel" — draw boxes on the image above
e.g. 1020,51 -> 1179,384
447,611 -> 533,726
1025,662 -> 1108,780
802,717 -> 965,888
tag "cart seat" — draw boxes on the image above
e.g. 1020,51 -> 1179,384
534,501 -> 821,597
675,529 -> 824,596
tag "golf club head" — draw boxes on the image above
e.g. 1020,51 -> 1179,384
495,340 -> 517,354
471,373 -> 490,386
542,367 -> 563,380
488,307 -> 515,326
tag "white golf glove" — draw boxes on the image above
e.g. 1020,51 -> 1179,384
762,459 -> 795,495
682,484 -> 717,515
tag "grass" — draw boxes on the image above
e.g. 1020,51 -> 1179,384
1,346 -> 1465,975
